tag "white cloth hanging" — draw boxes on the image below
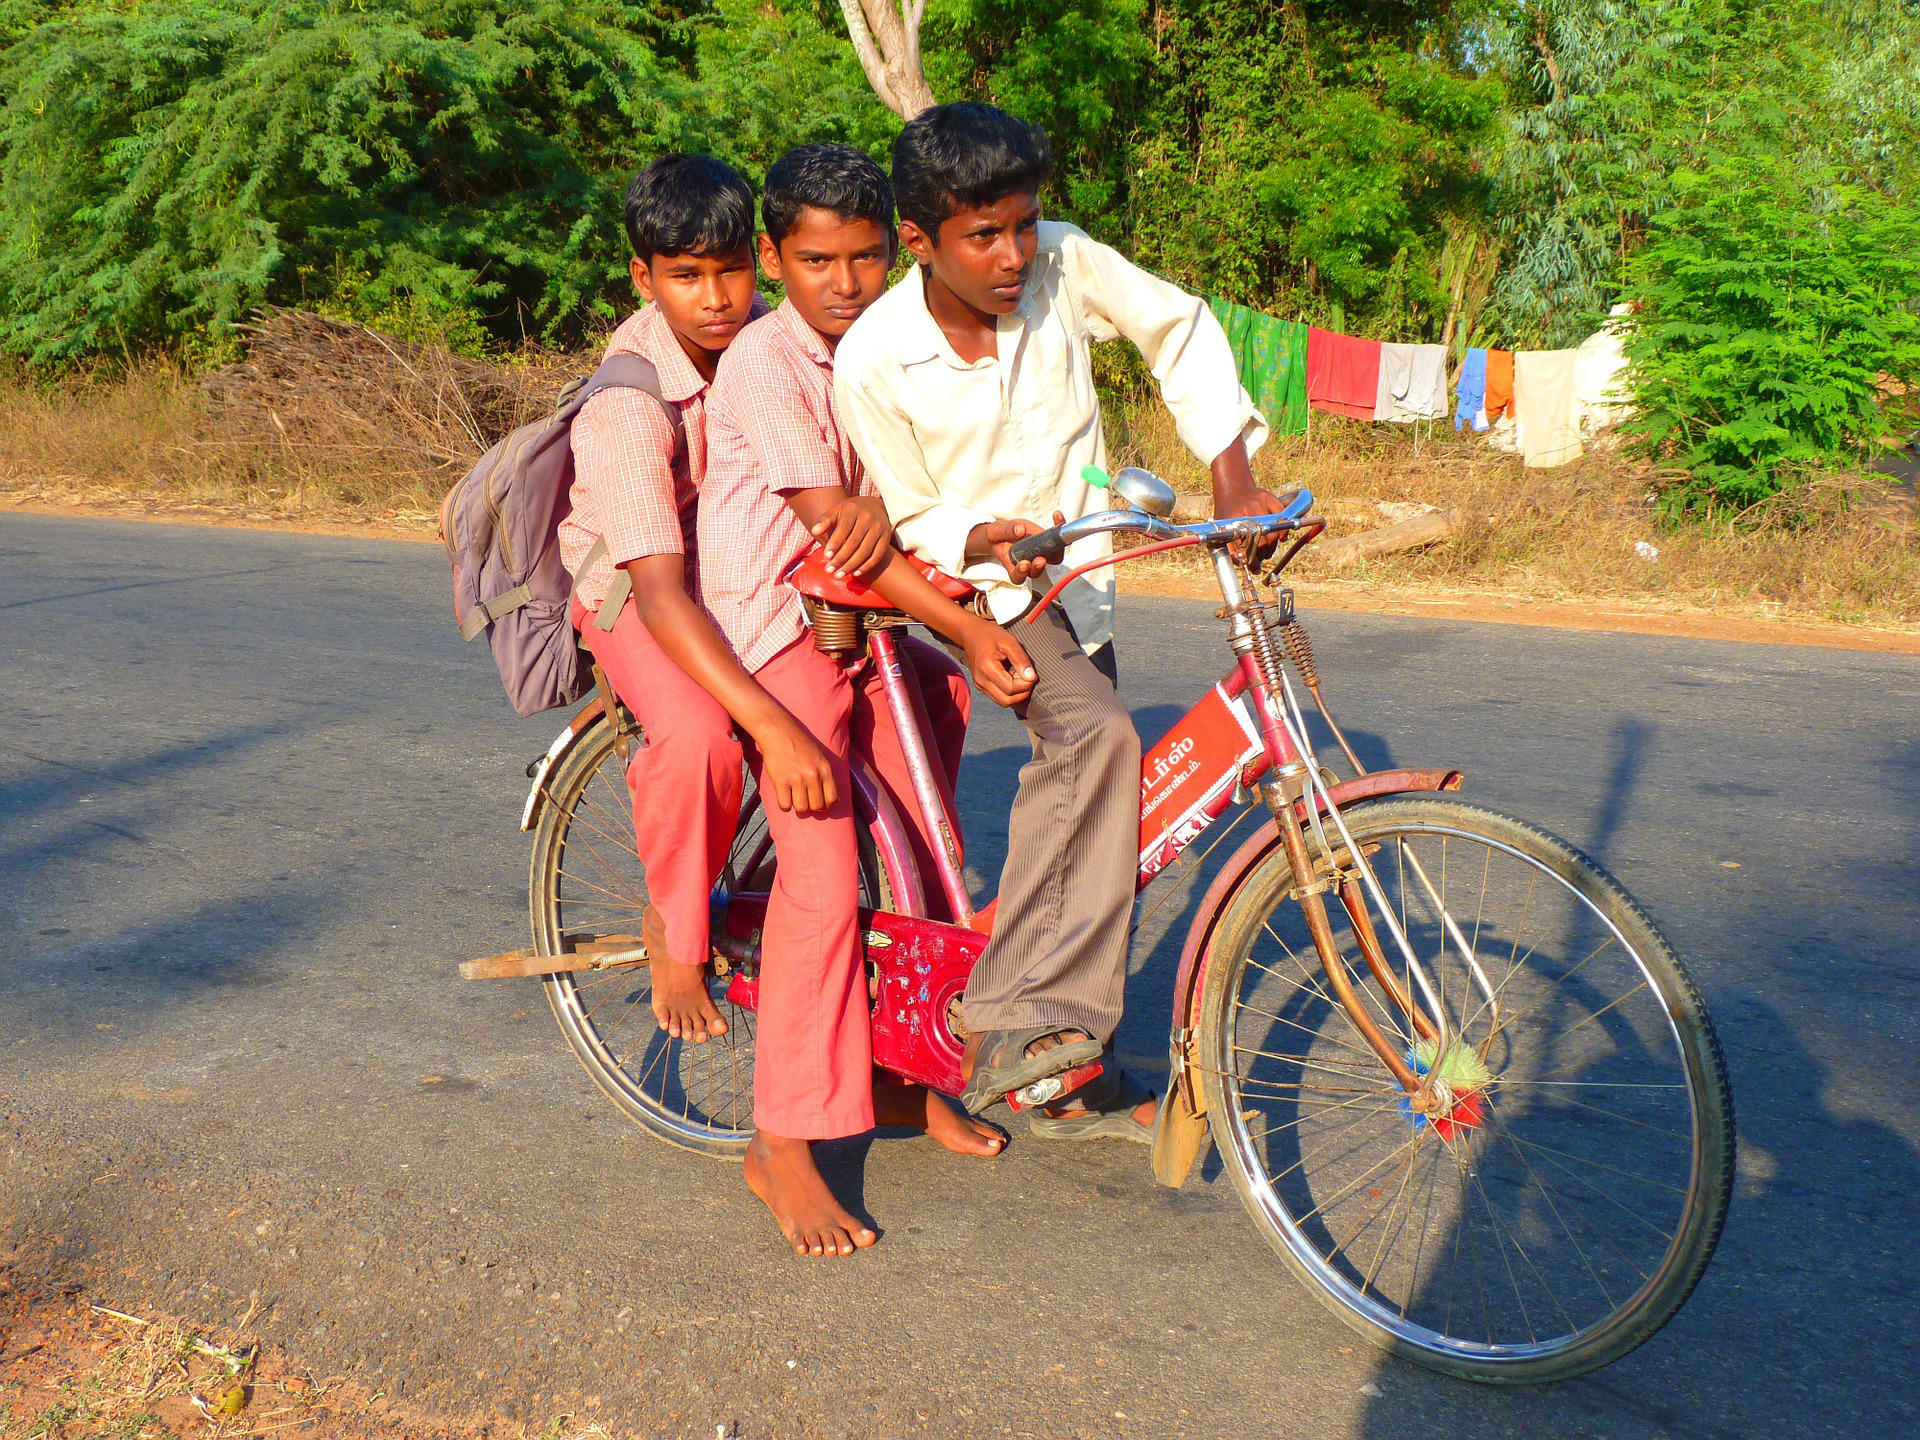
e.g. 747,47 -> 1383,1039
1374,343 -> 1450,422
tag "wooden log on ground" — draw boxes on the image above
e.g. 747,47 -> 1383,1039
1314,507 -> 1465,570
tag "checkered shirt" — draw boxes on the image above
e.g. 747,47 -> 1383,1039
698,300 -> 875,673
558,304 -> 713,610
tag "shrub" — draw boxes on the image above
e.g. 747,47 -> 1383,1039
0,1 -> 693,363
1625,156 -> 1920,515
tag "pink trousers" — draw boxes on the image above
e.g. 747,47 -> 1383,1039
576,599 -> 967,965
573,604 -> 968,1138
575,598 -> 743,973
737,636 -> 873,1137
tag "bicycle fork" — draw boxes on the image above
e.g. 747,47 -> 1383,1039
1212,550 -> 1492,1117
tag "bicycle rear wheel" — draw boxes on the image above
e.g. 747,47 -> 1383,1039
530,712 -> 893,1158
1196,795 -> 1733,1383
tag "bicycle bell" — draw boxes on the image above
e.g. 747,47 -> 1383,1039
1111,466 -> 1177,518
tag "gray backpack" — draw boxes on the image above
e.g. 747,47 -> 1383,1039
441,354 -> 682,716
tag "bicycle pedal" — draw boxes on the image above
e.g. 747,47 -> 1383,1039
1005,1059 -> 1106,1113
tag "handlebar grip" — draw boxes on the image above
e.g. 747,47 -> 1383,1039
1008,528 -> 1068,565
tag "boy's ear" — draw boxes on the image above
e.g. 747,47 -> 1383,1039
898,218 -> 934,267
756,232 -> 784,284
629,256 -> 656,303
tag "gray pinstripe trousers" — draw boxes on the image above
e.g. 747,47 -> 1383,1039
961,604 -> 1141,1041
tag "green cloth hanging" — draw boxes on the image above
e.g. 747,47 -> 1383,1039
1208,296 -> 1309,436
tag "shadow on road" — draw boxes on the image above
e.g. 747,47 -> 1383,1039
1350,721 -> 1920,1438
1353,991 -> 1919,1439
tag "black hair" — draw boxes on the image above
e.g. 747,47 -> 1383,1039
891,102 -> 1052,237
762,143 -> 895,246
623,154 -> 755,263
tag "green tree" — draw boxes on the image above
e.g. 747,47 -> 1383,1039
1124,4 -> 1503,338
1625,156 -> 1920,512
0,1 -> 693,361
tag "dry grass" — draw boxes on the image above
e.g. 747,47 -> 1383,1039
1107,398 -> 1920,629
2,316 -> 1915,630
0,310 -> 573,527
0,1264 -> 625,1440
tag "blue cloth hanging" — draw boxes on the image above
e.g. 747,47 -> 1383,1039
1455,348 -> 1489,431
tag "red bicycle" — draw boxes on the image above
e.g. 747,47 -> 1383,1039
476,467 -> 1733,1384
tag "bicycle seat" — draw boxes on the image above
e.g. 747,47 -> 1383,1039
784,548 -> 974,611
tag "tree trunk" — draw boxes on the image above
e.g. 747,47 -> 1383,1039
838,0 -> 937,119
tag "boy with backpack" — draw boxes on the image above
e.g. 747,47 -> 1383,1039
835,104 -> 1285,1140
552,155 -> 769,1048
694,143 -> 1042,1256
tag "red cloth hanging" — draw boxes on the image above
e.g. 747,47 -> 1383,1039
1306,327 -> 1382,420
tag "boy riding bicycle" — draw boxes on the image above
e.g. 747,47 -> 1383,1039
835,103 -> 1285,1139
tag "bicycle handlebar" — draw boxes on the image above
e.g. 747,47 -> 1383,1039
1006,487 -> 1317,566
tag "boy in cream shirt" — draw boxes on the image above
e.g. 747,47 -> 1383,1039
835,103 -> 1279,1139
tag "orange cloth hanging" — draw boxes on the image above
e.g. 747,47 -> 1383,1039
1483,349 -> 1515,422
1306,327 -> 1381,420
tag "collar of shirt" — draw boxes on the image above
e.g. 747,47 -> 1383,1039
770,297 -> 835,369
614,304 -> 709,404
893,262 -> 1040,375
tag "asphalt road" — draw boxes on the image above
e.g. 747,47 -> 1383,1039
3,513 -> 1916,1440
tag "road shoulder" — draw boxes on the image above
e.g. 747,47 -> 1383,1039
7,495 -> 1918,656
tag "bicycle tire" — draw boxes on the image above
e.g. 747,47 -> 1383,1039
1195,795 -> 1734,1383
530,711 -> 894,1159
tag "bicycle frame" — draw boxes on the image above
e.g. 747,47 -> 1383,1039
517,495 -> 1487,1136
838,505 -> 1489,1122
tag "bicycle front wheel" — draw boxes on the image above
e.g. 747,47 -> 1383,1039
1196,795 -> 1733,1383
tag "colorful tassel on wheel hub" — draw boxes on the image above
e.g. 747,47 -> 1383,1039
1400,1037 -> 1491,1139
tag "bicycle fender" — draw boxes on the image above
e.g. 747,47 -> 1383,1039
1155,767 -> 1463,1189
850,755 -> 931,921
519,697 -> 606,832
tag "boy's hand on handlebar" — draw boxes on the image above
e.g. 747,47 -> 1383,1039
961,619 -> 1037,707
809,495 -> 891,581
1213,486 -> 1292,565
967,513 -> 1066,582
753,716 -> 839,814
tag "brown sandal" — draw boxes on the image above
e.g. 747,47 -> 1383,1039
959,1027 -> 1103,1113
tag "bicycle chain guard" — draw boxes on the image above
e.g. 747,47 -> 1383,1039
716,894 -> 985,1097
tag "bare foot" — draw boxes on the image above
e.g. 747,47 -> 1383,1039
643,903 -> 726,1043
743,1132 -> 877,1258
873,1081 -> 1006,1157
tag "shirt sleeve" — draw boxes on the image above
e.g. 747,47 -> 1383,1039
731,356 -> 845,496
834,346 -> 997,579
570,388 -> 685,564
1058,226 -> 1270,465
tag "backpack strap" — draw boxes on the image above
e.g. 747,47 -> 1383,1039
567,535 -> 629,633
565,353 -> 685,454
564,353 -> 683,630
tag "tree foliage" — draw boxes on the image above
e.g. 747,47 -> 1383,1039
1625,157 -> 1920,512
1,0 -> 1916,502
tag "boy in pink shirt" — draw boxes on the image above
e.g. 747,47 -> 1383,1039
694,145 -> 1040,1257
557,154 -> 765,1047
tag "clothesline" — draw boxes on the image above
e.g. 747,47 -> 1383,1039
1206,297 -> 1630,470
